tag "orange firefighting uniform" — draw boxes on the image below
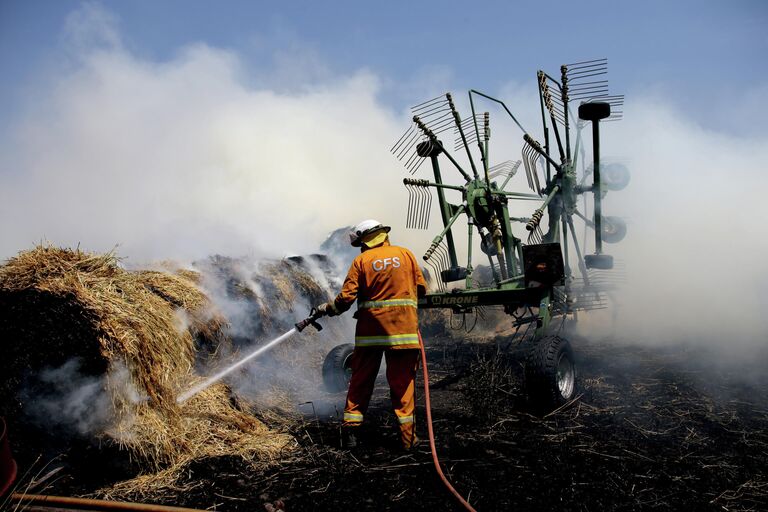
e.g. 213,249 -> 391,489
332,238 -> 427,448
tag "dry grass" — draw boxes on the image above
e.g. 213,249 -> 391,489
0,245 -> 294,496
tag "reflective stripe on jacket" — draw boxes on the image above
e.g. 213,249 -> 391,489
333,241 -> 426,349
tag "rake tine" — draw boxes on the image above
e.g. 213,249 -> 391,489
414,156 -> 427,174
572,94 -> 609,101
527,226 -> 540,244
406,155 -> 420,175
412,94 -> 448,111
569,85 -> 608,97
404,135 -> 428,166
413,187 -> 420,229
421,115 -> 452,132
419,188 -> 425,228
526,144 -> 538,191
567,64 -> 607,75
419,187 -> 427,229
406,152 -> 423,175
566,57 -> 607,68
416,187 -> 423,229
392,127 -> 418,157
406,185 -> 414,229
405,186 -> 412,228
569,85 -> 610,94
570,92 -> 609,101
409,155 -> 427,175
396,129 -> 421,160
395,135 -> 419,162
413,186 -> 421,229
424,188 -> 432,229
570,87 -> 609,96
523,146 -> 533,190
568,70 -> 608,81
419,109 -> 451,123
525,143 -> 542,193
570,79 -> 610,86
417,103 -> 451,118
404,146 -> 421,170
426,117 -> 455,134
390,125 -> 415,154
437,243 -> 449,274
567,60 -> 608,72
425,257 -> 439,291
414,187 -> 421,228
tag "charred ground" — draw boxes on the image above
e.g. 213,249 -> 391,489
24,331 -> 768,512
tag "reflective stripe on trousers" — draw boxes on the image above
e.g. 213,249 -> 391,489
343,412 -> 363,423
354,333 -> 420,347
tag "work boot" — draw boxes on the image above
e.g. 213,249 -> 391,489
401,432 -> 419,451
399,423 -> 419,451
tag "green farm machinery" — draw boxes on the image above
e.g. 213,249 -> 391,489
325,59 -> 629,410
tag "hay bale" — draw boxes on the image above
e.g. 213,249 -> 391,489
0,245 -> 292,484
194,255 -> 337,343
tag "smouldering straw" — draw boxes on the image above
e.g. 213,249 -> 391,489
176,327 -> 298,404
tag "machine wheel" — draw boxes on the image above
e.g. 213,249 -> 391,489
322,343 -> 354,393
601,216 -> 627,244
602,163 -> 631,191
525,335 -> 577,410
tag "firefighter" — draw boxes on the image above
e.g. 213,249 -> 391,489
317,219 -> 426,450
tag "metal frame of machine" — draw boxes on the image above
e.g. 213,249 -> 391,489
388,58 -> 629,407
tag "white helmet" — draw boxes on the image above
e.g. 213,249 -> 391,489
349,219 -> 391,247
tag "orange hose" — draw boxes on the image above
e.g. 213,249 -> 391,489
10,493 -> 207,511
419,335 -> 477,512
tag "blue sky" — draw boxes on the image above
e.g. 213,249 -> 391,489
1,0 -> 766,135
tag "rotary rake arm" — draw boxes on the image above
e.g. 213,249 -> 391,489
383,60 -> 631,414
389,59 -> 628,337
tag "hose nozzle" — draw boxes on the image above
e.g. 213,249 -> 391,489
295,307 -> 324,332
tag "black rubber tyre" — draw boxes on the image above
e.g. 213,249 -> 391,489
525,335 -> 577,411
322,343 -> 355,393
602,163 -> 631,191
601,216 -> 627,244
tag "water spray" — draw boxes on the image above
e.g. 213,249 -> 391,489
176,308 -> 325,404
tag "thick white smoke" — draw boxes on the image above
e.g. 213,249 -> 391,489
578,95 -> 768,350
0,4 -> 412,263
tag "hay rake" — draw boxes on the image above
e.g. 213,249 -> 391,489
389,59 -> 630,409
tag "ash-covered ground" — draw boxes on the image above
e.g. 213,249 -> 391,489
30,329 -> 768,511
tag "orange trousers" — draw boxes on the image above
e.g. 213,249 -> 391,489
343,347 -> 419,449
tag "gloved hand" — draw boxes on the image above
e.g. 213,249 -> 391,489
316,301 -> 337,317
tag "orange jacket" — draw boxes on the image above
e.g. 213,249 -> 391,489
333,240 -> 427,349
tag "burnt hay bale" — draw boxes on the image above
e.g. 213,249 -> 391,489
194,254 -> 337,344
0,245 -> 292,487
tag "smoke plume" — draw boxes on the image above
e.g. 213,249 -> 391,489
576,94 -> 768,352
0,3 -> 411,263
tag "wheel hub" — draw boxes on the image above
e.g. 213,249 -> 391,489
556,354 -> 575,399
